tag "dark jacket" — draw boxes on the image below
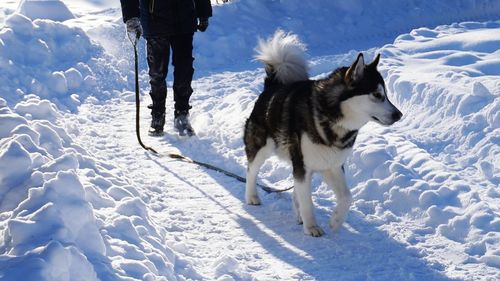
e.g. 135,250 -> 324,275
120,0 -> 212,37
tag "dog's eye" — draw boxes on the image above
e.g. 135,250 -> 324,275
372,92 -> 384,100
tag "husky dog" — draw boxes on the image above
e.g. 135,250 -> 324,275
244,30 -> 402,237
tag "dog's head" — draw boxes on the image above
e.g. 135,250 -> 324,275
338,53 -> 402,129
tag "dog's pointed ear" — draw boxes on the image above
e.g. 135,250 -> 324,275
369,53 -> 380,68
346,53 -> 365,83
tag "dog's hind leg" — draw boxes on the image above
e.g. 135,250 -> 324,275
245,140 -> 273,205
244,119 -> 270,205
292,188 -> 302,224
323,167 -> 352,231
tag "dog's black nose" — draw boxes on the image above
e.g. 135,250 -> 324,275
392,110 -> 403,122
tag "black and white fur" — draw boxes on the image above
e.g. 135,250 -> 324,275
244,30 -> 402,237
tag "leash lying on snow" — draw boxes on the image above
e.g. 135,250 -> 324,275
160,152 -> 293,194
128,33 -> 293,194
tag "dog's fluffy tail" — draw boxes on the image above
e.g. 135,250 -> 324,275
255,30 -> 308,84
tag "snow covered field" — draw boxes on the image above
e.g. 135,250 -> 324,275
0,0 -> 499,280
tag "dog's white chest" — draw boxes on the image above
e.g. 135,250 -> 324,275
301,134 -> 351,171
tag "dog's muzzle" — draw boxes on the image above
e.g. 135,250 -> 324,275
372,109 -> 403,125
392,110 -> 403,122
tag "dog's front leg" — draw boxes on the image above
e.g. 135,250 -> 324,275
294,170 -> 324,237
323,167 -> 352,231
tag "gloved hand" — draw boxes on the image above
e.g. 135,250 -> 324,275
197,18 -> 209,32
126,17 -> 143,38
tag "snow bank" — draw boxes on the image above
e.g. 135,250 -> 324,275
194,0 -> 500,71
344,22 -> 499,278
383,22 -> 500,185
0,9 -> 126,111
0,89 -> 181,280
17,0 -> 75,22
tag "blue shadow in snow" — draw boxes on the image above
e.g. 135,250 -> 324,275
147,150 -> 457,281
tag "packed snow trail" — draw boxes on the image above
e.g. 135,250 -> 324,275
67,85 -> 452,280
67,21 -> 499,280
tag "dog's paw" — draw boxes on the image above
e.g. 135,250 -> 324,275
304,225 -> 325,237
296,216 -> 303,225
329,215 -> 345,231
246,194 -> 261,205
293,205 -> 302,224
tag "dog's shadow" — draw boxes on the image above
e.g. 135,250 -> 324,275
147,144 -> 453,281
240,191 -> 453,280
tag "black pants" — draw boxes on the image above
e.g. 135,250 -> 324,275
146,34 -> 194,116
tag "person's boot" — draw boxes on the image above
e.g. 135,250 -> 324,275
174,110 -> 195,137
148,112 -> 165,136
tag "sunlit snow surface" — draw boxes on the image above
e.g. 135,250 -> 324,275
0,1 -> 499,280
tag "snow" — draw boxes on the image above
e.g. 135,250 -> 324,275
17,0 -> 75,22
0,0 -> 499,280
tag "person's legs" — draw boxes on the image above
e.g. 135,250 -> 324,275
170,33 -> 195,136
170,33 -> 194,116
146,37 -> 170,133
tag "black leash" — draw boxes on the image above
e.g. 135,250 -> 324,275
130,32 -> 159,154
128,33 -> 293,194
162,153 -> 293,193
